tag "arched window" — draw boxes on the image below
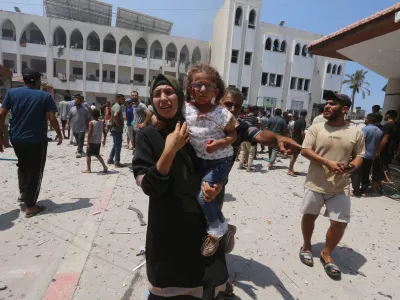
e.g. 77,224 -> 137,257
280,40 -> 286,53
192,46 -> 201,63
273,39 -> 280,52
2,19 -> 16,41
86,31 -> 100,51
265,38 -> 272,51
235,7 -> 242,26
327,63 -> 332,74
332,64 -> 337,74
248,9 -> 256,29
119,36 -> 132,55
301,45 -> 307,57
337,65 -> 342,75
103,33 -> 116,53
294,43 -> 300,56
53,26 -> 66,47
70,29 -> 83,49
150,40 -> 162,59
135,38 -> 148,57
165,42 -> 178,61
20,22 -> 46,45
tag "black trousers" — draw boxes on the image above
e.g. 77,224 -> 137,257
351,158 -> 373,193
13,141 -> 48,208
73,132 -> 86,153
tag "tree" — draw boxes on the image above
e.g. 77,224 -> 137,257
342,69 -> 371,112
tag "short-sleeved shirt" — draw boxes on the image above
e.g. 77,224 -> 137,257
302,123 -> 365,194
268,115 -> 287,135
111,102 -> 124,132
231,119 -> 261,167
381,121 -> 398,158
293,118 -> 306,144
67,105 -> 90,133
59,100 -> 70,120
312,114 -> 327,125
133,101 -> 148,131
260,116 -> 269,130
126,106 -> 134,126
183,103 -> 234,160
362,124 -> 383,160
1,87 -> 57,143
244,114 -> 259,127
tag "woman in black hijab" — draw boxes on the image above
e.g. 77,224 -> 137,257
132,74 -> 228,300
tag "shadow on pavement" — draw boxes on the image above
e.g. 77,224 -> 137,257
95,170 -> 120,175
295,172 -> 307,176
37,198 -> 93,214
227,254 -> 295,300
224,193 -> 237,202
311,242 -> 367,275
0,209 -> 20,231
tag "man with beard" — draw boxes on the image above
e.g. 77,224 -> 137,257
298,91 -> 365,279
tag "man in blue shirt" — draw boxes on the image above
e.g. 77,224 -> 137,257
351,113 -> 383,196
0,68 -> 62,217
125,98 -> 134,150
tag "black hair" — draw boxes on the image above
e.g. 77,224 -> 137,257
386,110 -> 398,120
376,113 -> 383,124
64,95 -> 71,101
275,108 -> 282,116
116,94 -> 125,99
92,109 -> 100,119
226,87 -> 243,99
92,102 -> 95,105
372,105 -> 380,110
366,113 -> 377,124
300,109 -> 308,117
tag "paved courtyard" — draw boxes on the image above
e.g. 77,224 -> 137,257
1,134 -> 399,300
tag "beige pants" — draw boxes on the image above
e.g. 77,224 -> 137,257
239,142 -> 256,171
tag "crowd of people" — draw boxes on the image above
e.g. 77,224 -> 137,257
0,64 -> 399,298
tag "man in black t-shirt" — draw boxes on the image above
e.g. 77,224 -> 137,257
288,109 -> 307,176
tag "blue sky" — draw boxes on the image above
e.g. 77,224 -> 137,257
2,0 -> 394,112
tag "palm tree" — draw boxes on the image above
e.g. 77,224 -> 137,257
342,69 -> 371,112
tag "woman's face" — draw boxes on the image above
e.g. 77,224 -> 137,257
152,84 -> 179,119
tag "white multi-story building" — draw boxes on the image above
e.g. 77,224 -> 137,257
0,0 -> 346,115
211,0 -> 346,116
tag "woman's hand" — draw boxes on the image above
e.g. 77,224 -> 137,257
205,139 -> 221,153
165,122 -> 189,154
202,182 -> 223,203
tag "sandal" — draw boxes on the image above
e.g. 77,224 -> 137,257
299,247 -> 314,267
320,256 -> 342,279
25,205 -> 45,218
288,171 -> 297,177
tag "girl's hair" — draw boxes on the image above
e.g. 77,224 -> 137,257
184,64 -> 226,103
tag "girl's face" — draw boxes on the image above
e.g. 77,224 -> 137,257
190,72 -> 219,105
152,84 -> 179,119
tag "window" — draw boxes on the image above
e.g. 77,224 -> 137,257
102,70 -> 107,79
135,47 -> 146,56
2,29 -> 13,38
3,59 -> 14,69
301,45 -> 307,57
304,79 -> 310,91
327,63 -> 332,73
244,52 -> 252,65
72,67 -> 83,75
31,59 -> 46,73
290,77 -> 297,89
235,7 -> 243,26
96,97 -> 107,105
297,78 -> 303,90
269,73 -> 276,86
248,9 -> 256,29
280,41 -> 286,53
332,65 -> 337,74
241,87 -> 249,100
154,49 -> 162,59
179,53 -> 186,61
273,39 -> 280,52
167,51 -> 176,60
261,73 -> 268,85
265,38 -> 272,50
276,75 -> 282,87
337,65 -> 342,75
294,44 -> 300,56
110,71 -> 115,80
229,85 -> 236,88
96,70 -> 99,77
231,50 -> 239,63
134,74 -> 144,83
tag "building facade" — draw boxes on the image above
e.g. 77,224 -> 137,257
211,0 -> 346,116
0,10 -> 209,104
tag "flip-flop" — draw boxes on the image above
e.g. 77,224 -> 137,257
82,170 -> 92,174
299,247 -> 314,267
288,172 -> 297,177
320,256 -> 342,279
25,205 -> 45,218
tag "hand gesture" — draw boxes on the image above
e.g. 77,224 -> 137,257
277,136 -> 301,156
205,139 -> 221,153
325,160 -> 345,174
137,123 -> 146,129
202,182 -> 223,203
165,122 -> 189,154
57,133 -> 63,145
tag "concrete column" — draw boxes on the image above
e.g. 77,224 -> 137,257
383,78 -> 400,121
161,46 -> 165,75
66,33 -> 71,90
83,37 -> 87,96
145,47 -> 150,99
99,40 -> 103,83
115,42 -> 119,94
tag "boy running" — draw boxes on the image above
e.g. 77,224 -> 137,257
82,109 -> 108,173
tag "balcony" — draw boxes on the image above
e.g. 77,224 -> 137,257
103,52 -> 116,65
52,46 -> 67,59
52,74 -> 68,90
149,58 -> 162,70
118,54 -> 131,67
101,82 -> 116,94
19,43 -> 47,57
134,56 -> 148,68
69,78 -> 83,91
117,83 -> 132,95
1,40 -> 17,54
86,50 -> 100,63
69,48 -> 84,61
178,62 -> 188,74
164,60 -> 177,72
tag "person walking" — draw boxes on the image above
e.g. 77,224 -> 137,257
299,91 -> 365,279
59,94 -> 71,139
312,104 -> 327,125
238,106 -> 259,171
288,109 -> 307,177
66,95 -> 90,158
0,68 -> 62,217
125,98 -> 134,150
0,96 -> 11,148
108,94 -> 125,167
350,114 -> 383,197
266,108 -> 288,169
131,90 -> 151,151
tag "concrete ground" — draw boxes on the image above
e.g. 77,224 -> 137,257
0,134 -> 399,300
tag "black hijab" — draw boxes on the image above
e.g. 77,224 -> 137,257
149,73 -> 185,133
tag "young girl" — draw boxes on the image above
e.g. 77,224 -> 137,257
183,64 -> 237,257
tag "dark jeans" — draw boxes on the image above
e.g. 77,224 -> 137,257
13,141 -> 48,208
73,132 -> 86,153
351,159 -> 374,193
198,157 -> 231,235
109,131 -> 123,163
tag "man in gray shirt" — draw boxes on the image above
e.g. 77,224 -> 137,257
59,95 -> 71,139
67,96 -> 90,158
131,91 -> 151,151
267,108 -> 288,169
